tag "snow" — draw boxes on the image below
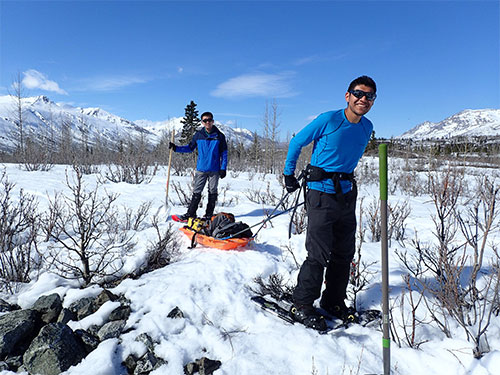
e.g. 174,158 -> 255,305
0,161 -> 499,375
0,95 -> 257,152
399,109 -> 500,139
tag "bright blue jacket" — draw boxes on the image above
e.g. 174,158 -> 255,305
284,109 -> 373,194
176,125 -> 228,172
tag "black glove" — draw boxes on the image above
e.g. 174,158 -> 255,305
284,174 -> 300,193
169,142 -> 177,151
219,170 -> 226,179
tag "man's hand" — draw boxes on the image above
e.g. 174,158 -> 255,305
284,174 -> 300,193
219,170 -> 226,179
169,142 -> 177,151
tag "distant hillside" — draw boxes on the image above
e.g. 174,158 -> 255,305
0,95 -> 256,152
398,109 -> 500,140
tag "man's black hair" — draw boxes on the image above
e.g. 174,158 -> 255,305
201,111 -> 214,120
348,76 -> 377,93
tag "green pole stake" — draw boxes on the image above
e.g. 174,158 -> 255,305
379,144 -> 390,375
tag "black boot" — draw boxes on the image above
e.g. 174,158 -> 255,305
290,304 -> 327,331
320,261 -> 357,323
180,193 -> 202,220
204,193 -> 217,219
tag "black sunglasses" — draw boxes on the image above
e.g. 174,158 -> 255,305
349,90 -> 377,101
202,118 -> 213,123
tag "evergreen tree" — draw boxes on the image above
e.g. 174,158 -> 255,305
180,100 -> 200,144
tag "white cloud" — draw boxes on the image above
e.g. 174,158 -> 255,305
211,72 -> 296,98
22,69 -> 68,95
81,76 -> 148,91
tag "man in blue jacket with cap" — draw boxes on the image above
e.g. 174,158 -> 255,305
170,111 -> 228,221
283,76 -> 376,331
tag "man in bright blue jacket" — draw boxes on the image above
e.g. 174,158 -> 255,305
170,111 -> 228,220
283,76 -> 376,331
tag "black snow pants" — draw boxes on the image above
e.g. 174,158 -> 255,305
292,188 -> 357,306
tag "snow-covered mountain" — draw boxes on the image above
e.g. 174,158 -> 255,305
398,109 -> 500,139
0,95 -> 256,152
135,117 -> 256,148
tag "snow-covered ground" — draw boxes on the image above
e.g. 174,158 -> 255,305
1,160 -> 499,375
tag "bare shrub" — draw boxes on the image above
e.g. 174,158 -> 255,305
249,273 -> 294,301
217,184 -> 239,207
102,135 -> 159,184
22,134 -> 54,172
365,197 -> 411,245
388,200 -> 411,246
247,170 -> 256,181
389,274 -> 429,350
120,201 -> 153,231
280,242 -> 301,269
0,171 -> 40,293
289,205 -> 307,235
244,182 -> 284,206
139,215 -> 181,274
45,168 -> 135,286
229,170 -> 240,178
366,198 -> 381,242
393,169 -> 426,196
355,158 -> 379,186
348,198 -> 378,309
396,170 -> 500,358
171,180 -> 199,206
73,160 -> 100,176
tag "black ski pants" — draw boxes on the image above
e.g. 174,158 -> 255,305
293,189 -> 357,306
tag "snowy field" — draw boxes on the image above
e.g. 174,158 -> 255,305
1,159 -> 499,375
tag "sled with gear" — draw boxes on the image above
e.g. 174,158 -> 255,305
179,213 -> 253,250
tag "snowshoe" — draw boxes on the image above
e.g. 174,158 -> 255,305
252,294 -> 382,333
320,300 -> 359,324
290,304 -> 328,331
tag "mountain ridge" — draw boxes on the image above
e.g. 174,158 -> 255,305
0,95 -> 256,152
398,108 -> 500,139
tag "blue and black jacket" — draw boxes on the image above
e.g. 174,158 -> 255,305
284,109 -> 373,194
176,125 -> 228,172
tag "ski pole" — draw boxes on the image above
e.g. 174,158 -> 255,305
288,173 -> 307,239
379,143 -> 390,375
165,130 -> 175,205
252,170 -> 306,238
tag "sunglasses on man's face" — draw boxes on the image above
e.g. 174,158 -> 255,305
349,90 -> 377,101
202,118 -> 213,123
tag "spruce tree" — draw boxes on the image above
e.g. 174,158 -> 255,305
180,100 -> 200,144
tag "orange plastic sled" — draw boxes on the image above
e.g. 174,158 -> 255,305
179,227 -> 252,250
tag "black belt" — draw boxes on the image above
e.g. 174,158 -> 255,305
304,164 -> 357,206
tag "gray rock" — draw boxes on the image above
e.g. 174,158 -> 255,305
108,304 -> 131,321
0,361 -> 9,371
0,309 -> 40,358
0,299 -> 19,313
4,355 -> 22,371
32,294 -> 62,324
95,290 -> 119,307
74,329 -> 100,354
97,319 -> 126,341
184,357 -> 222,375
134,351 -> 165,375
23,323 -> 86,375
68,296 -> 97,320
123,353 -> 138,373
167,306 -> 185,319
87,324 -> 101,337
57,308 -> 76,324
136,333 -> 155,352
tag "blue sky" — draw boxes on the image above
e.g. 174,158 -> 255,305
1,0 -> 498,138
